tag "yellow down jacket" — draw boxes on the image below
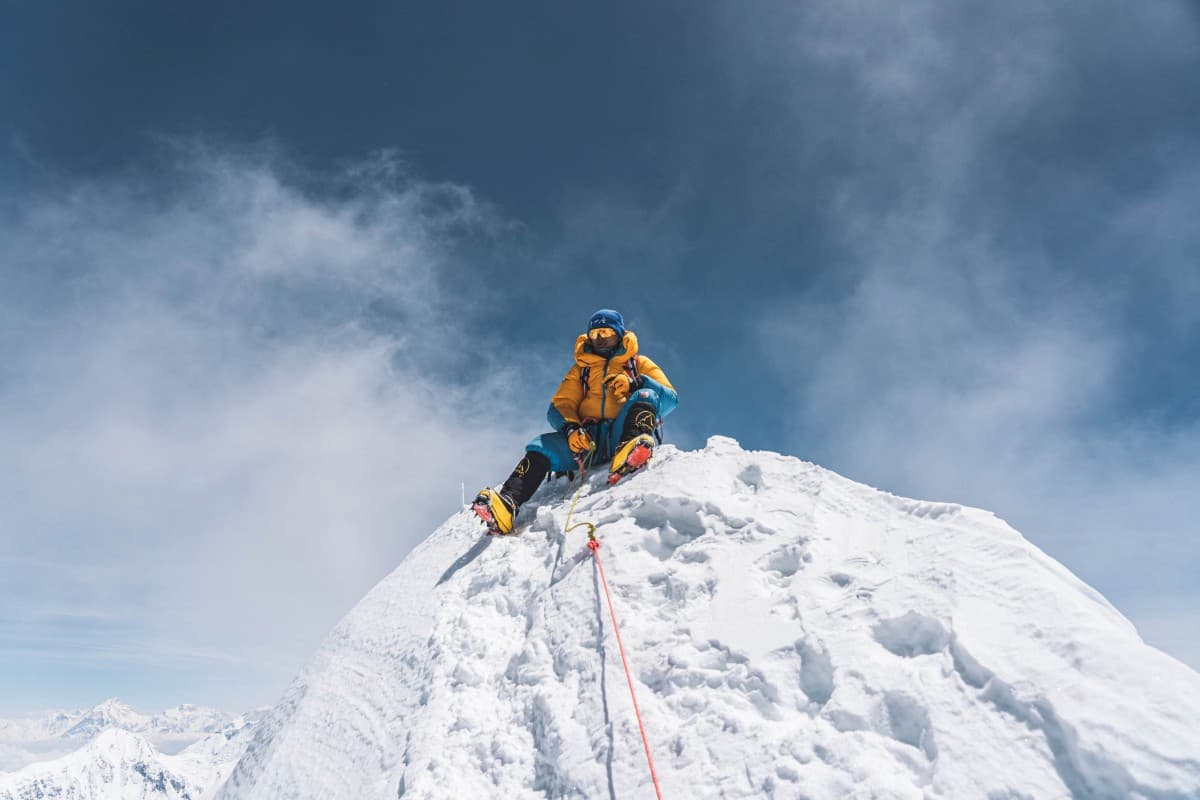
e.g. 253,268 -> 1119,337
551,331 -> 674,424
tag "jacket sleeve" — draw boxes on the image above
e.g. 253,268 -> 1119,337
636,355 -> 673,390
636,355 -> 678,418
549,364 -> 584,428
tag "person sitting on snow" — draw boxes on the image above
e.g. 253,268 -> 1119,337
473,308 -> 678,535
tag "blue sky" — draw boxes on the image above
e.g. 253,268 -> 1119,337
1,1 -> 1198,713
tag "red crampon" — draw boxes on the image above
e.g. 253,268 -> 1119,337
607,438 -> 654,485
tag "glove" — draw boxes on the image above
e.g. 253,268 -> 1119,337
604,372 -> 638,402
563,423 -> 595,456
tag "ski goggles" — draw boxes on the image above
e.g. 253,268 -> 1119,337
588,326 -> 619,342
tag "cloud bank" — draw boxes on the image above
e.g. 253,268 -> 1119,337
0,146 -> 536,710
746,0 -> 1200,665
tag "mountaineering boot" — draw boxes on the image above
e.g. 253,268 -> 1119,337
473,452 -> 551,535
607,401 -> 658,485
608,433 -> 655,485
619,402 -> 658,442
472,488 -> 518,535
501,452 -> 551,506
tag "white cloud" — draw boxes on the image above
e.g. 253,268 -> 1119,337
761,229 -> 1200,668
0,742 -> 77,773
0,147 -> 536,709
750,0 -> 1200,668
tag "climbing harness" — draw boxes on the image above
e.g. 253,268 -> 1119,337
561,449 -> 665,800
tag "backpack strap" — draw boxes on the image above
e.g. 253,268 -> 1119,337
579,366 -> 591,395
624,358 -> 639,383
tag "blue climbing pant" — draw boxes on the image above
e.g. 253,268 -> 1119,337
526,384 -> 674,473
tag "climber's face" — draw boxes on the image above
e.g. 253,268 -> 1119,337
588,326 -> 620,354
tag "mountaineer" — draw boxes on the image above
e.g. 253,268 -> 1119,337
473,309 -> 677,534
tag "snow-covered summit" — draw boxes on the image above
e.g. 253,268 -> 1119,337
217,436 -> 1200,799
0,728 -> 193,800
63,699 -> 152,740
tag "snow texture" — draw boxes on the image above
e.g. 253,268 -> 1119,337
204,436 -> 1200,798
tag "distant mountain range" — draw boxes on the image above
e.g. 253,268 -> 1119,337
0,700 -> 260,799
1,699 -> 240,754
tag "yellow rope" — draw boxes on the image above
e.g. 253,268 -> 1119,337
563,447 -> 599,544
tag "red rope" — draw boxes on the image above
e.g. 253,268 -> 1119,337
588,537 -> 665,800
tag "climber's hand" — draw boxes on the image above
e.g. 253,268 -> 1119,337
563,423 -> 595,457
604,372 -> 636,401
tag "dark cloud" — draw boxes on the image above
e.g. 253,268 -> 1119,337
742,0 -> 1200,666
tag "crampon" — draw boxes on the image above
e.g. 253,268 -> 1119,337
472,489 -> 516,535
607,434 -> 655,486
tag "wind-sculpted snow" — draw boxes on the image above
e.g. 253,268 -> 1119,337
218,436 -> 1200,799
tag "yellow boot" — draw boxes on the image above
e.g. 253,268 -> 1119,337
472,488 -> 518,535
607,434 -> 655,485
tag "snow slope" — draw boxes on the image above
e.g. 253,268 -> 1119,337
217,436 -> 1200,799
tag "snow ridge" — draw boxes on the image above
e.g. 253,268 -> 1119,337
218,436 -> 1200,799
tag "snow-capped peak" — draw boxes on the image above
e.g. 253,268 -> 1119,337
0,721 -> 259,800
63,699 -> 144,740
0,700 -> 261,798
80,727 -> 159,762
0,729 -> 192,800
215,437 -> 1200,799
